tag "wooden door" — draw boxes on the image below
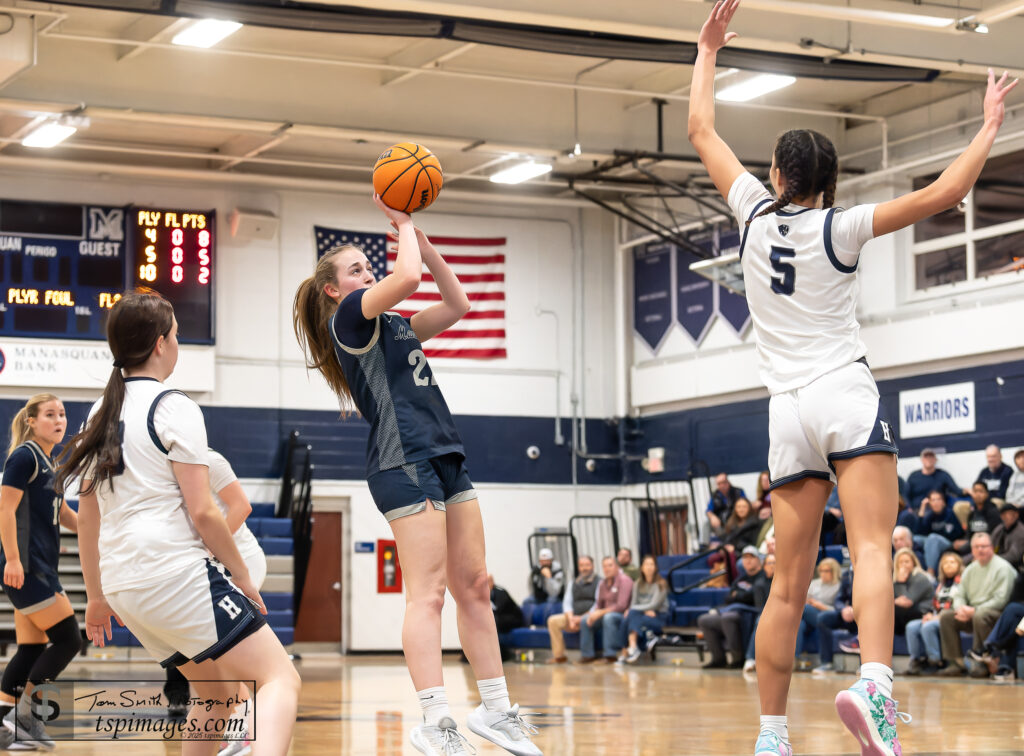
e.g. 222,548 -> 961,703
294,511 -> 342,642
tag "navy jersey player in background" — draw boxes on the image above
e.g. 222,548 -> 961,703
0,393 -> 81,749
688,3 -> 1018,755
293,195 -> 541,756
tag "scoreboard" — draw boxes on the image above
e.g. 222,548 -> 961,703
0,199 -> 214,344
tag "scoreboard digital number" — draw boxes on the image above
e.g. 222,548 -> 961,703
130,208 -> 214,343
0,199 -> 214,344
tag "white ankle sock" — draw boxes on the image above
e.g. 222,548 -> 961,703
860,662 -> 894,699
477,676 -> 511,713
759,715 -> 789,743
417,686 -> 451,726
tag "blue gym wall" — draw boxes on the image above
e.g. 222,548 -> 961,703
626,358 -> 1024,483
3,358 -> 1019,487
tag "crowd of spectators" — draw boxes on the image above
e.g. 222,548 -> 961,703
519,444 -> 1024,682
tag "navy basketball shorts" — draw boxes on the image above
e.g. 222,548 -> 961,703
106,558 -> 266,668
768,360 -> 898,490
368,452 -> 477,522
2,570 -> 64,614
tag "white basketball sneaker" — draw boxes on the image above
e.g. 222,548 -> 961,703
410,717 -> 475,755
466,703 -> 542,756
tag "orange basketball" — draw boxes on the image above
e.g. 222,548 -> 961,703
372,143 -> 443,213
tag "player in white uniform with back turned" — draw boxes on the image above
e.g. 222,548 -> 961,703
58,289 -> 300,756
688,3 -> 1018,755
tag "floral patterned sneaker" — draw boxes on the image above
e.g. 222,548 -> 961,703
754,730 -> 793,756
835,680 -> 912,756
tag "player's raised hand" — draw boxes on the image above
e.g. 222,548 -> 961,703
983,68 -> 1019,128
698,0 -> 741,53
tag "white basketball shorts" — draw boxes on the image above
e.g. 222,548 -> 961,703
106,557 -> 266,668
768,359 -> 898,490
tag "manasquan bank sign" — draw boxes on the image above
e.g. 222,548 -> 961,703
0,339 -> 215,392
898,381 -> 975,440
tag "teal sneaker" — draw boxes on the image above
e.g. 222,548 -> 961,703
835,680 -> 911,756
754,730 -> 793,756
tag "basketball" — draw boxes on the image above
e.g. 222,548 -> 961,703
372,142 -> 443,213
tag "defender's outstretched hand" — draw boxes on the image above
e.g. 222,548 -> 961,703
984,68 -> 1019,128
698,0 -> 741,53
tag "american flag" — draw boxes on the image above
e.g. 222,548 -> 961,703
315,226 -> 507,359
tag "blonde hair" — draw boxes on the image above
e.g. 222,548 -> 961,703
938,551 -> 964,579
893,547 -> 924,581
816,557 -> 841,585
292,246 -> 361,408
8,393 -> 61,456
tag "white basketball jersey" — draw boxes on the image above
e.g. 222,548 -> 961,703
208,449 -> 263,561
88,378 -> 210,593
728,172 -> 877,395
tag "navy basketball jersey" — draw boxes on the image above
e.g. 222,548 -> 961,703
332,289 -> 465,475
0,441 -> 62,577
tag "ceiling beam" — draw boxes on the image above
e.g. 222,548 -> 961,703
382,40 -> 477,86
115,17 -> 190,62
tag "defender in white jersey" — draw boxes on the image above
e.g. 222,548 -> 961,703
59,290 -> 301,756
689,3 -> 1018,755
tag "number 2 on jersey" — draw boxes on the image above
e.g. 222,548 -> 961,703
769,245 -> 796,296
408,349 -> 438,387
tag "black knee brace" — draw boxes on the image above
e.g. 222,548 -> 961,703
1,643 -> 46,697
27,616 -> 82,684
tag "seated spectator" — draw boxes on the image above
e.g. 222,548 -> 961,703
905,552 -> 963,675
743,553 -> 776,672
529,547 -> 565,602
893,524 -> 925,567
906,448 -> 961,509
795,558 -> 841,663
893,548 -> 934,633
1007,449 -> 1024,508
938,532 -> 1017,677
913,491 -> 965,575
488,575 -> 524,662
813,566 -> 854,674
617,547 -> 641,581
822,487 -> 846,546
754,471 -> 772,519
697,546 -> 769,669
578,556 -> 633,664
723,498 -> 760,552
959,482 -> 1002,557
545,555 -> 599,664
896,494 -> 918,533
992,502 -> 1024,570
974,444 -> 1013,499
707,472 -> 745,534
972,569 -> 1024,683
617,555 -> 670,664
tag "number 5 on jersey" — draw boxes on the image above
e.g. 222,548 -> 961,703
769,245 -> 796,296
409,349 -> 438,387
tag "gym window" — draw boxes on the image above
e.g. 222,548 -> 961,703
910,148 -> 1024,291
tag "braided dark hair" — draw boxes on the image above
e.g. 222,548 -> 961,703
748,129 -> 839,224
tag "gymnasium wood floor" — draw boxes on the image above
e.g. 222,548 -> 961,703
37,653 -> 1024,754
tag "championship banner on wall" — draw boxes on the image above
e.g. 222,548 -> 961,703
715,229 -> 751,335
675,233 -> 715,346
899,381 -> 976,439
633,242 -> 673,353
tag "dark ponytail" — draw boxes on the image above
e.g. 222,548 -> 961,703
57,289 -> 174,495
749,129 -> 839,223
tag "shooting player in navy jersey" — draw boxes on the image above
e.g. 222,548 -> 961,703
293,195 -> 541,756
0,393 -> 81,750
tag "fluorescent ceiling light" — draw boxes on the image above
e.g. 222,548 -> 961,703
490,160 -> 552,185
973,0 -> 1024,24
172,19 -> 242,49
21,121 -> 77,149
717,73 -> 796,102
